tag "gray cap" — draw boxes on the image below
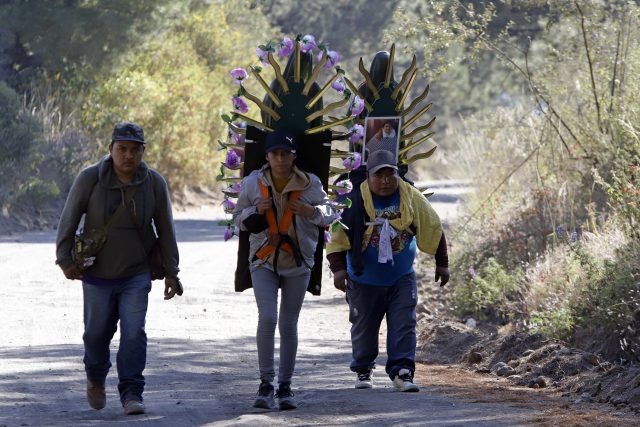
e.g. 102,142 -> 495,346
366,149 -> 398,174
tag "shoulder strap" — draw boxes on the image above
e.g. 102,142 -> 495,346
103,186 -> 137,234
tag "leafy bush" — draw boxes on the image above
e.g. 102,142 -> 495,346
453,257 -> 522,321
0,82 -> 44,206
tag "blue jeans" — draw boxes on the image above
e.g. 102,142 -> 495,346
82,272 -> 151,404
346,272 -> 417,379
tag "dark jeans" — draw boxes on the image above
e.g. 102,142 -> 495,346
82,272 -> 151,404
346,272 -> 417,379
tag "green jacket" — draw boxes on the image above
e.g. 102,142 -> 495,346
55,155 -> 179,279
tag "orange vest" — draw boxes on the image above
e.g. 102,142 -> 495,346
254,179 -> 301,261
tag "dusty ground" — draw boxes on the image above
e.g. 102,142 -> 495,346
1,193 -> 639,426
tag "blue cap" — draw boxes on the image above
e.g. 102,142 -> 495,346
265,129 -> 297,153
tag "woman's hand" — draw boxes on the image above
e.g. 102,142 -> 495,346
256,197 -> 272,215
289,200 -> 315,218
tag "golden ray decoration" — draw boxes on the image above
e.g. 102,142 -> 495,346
221,162 -> 245,171
267,53 -> 290,94
220,177 -> 243,183
302,51 -> 328,96
400,146 -> 437,165
228,123 -> 247,135
241,87 -> 281,121
294,40 -> 301,83
331,149 -> 352,157
306,97 -> 350,123
343,77 -> 374,112
398,133 -> 435,156
395,69 -> 417,112
384,43 -> 395,88
329,166 -> 349,174
358,58 -> 380,100
402,102 -> 433,130
400,117 -> 436,142
232,113 -> 274,132
391,55 -> 417,100
250,67 -> 283,107
218,140 -> 245,150
306,116 -> 353,134
399,84 -> 430,118
305,73 -> 342,110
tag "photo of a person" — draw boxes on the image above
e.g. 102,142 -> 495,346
363,117 -> 401,163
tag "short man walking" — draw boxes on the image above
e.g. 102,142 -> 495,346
327,148 -> 449,392
56,122 -> 182,415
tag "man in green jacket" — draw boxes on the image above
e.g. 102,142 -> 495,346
55,121 -> 181,415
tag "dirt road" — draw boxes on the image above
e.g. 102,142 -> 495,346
0,196 -> 619,426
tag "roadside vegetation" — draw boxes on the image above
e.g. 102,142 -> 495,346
388,0 -> 640,363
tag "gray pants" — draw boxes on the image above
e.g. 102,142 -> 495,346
251,266 -> 310,384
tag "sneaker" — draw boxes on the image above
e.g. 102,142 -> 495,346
253,380 -> 274,409
86,381 -> 106,410
355,369 -> 373,389
123,399 -> 145,415
392,368 -> 419,392
275,382 -> 297,410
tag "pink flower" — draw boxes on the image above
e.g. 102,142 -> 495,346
350,96 -> 365,117
348,124 -> 364,143
334,179 -> 353,196
232,96 -> 248,114
331,78 -> 346,93
256,47 -> 269,64
222,198 -> 236,213
230,68 -> 248,85
300,35 -> 316,53
224,150 -> 241,169
224,225 -> 234,241
278,37 -> 294,59
343,152 -> 362,171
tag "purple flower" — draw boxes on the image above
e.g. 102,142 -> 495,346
324,230 -> 332,244
343,152 -> 362,171
468,267 -> 477,278
224,150 -> 241,168
350,96 -> 365,117
230,181 -> 242,192
348,124 -> 364,143
278,37 -> 294,59
230,68 -> 248,85
232,96 -> 249,114
230,129 -> 245,145
325,50 -> 340,68
256,47 -> 269,64
334,179 -> 353,196
222,198 -> 236,213
570,231 -> 578,242
331,78 -> 346,93
555,226 -> 566,238
300,35 -> 316,53
224,225 -> 234,241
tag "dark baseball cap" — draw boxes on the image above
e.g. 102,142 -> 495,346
366,149 -> 398,174
112,121 -> 145,144
265,129 -> 297,153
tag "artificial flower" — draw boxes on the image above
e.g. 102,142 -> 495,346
348,124 -> 364,143
278,37 -> 294,59
350,96 -> 365,117
334,179 -> 353,196
331,78 -> 346,93
232,96 -> 249,114
343,152 -> 362,171
230,68 -> 248,85
300,34 -> 316,53
224,150 -> 241,169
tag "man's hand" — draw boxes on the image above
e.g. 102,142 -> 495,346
256,197 -> 272,215
435,266 -> 450,287
289,200 -> 315,218
333,269 -> 348,292
164,277 -> 181,300
63,264 -> 83,281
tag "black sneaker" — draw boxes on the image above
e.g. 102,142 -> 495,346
355,369 -> 373,389
275,382 -> 297,410
253,380 -> 274,409
392,368 -> 419,392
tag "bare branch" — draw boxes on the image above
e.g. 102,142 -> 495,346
575,1 -> 603,133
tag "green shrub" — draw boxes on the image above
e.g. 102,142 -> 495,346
453,257 -> 522,321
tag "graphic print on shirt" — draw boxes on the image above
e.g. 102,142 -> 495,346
368,204 -> 413,253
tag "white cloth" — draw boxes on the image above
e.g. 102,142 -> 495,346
367,217 -> 397,264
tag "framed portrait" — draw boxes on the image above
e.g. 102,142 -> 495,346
362,116 -> 401,164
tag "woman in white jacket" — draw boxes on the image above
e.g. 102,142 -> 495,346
233,129 -> 335,410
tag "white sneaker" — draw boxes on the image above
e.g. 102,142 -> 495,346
355,369 -> 373,389
392,368 -> 419,392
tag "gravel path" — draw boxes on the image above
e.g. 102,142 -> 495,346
1,203 -> 547,426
